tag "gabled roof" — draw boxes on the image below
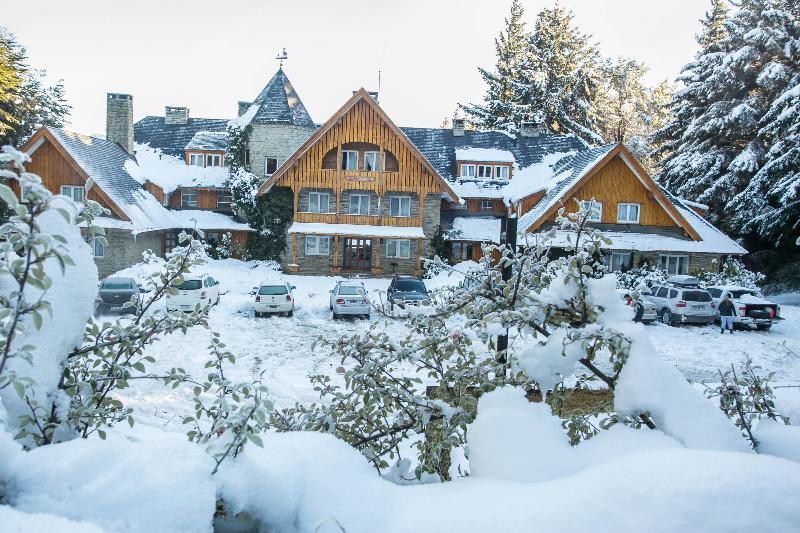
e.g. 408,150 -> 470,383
249,68 -> 315,128
258,88 -> 459,201
185,131 -> 228,151
134,117 -> 229,157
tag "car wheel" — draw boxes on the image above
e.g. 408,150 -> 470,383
661,309 -> 673,326
756,324 -> 771,331
333,312 -> 339,320
287,309 -> 294,318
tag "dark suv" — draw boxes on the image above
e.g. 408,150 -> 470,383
387,275 -> 430,310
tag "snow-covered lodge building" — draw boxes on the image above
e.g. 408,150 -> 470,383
15,66 -> 745,277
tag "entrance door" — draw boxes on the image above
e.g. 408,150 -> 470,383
343,238 -> 372,270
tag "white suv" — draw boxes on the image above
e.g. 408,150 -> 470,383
252,281 -> 295,317
166,274 -> 220,312
648,276 -> 715,326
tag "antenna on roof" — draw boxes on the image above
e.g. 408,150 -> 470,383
276,48 -> 288,67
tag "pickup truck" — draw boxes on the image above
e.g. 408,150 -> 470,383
706,285 -> 781,331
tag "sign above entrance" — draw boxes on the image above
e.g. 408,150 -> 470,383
344,175 -> 375,183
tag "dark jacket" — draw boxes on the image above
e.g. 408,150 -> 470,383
718,299 -> 737,317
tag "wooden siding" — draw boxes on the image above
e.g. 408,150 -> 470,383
273,97 -> 445,228
143,181 -> 165,204
170,187 -> 221,209
547,155 -> 678,227
466,198 -> 506,215
517,191 -> 545,217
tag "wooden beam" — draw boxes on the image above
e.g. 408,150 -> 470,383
291,234 -> 297,264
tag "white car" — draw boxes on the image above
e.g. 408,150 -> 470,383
166,274 -> 220,312
707,285 -> 780,331
329,281 -> 370,319
648,276 -> 715,326
616,289 -> 657,323
252,281 -> 295,317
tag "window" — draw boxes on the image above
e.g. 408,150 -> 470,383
60,185 -> 84,202
265,157 -> 278,176
244,149 -> 251,167
308,191 -> 330,213
216,191 -> 233,210
708,288 -> 722,298
480,199 -> 494,211
659,254 -> 689,275
364,151 -> 381,171
93,238 -> 105,258
494,165 -> 510,179
460,164 -> 476,178
388,196 -> 411,217
341,150 -> 358,171
579,200 -> 602,222
305,235 -> 330,256
477,165 -> 493,178
386,239 -> 411,259
669,289 -> 679,299
452,242 -> 473,260
617,203 -> 640,224
188,153 -> 204,167
206,154 -> 221,167
349,194 -> 371,215
655,287 -> 669,298
605,252 -> 632,272
181,189 -> 198,208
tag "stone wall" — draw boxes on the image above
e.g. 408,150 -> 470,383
339,190 -> 380,216
94,228 -> 163,278
248,124 -> 315,180
106,93 -> 133,154
297,188 -> 335,212
421,193 -> 442,257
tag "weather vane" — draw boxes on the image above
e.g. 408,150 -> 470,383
276,48 -> 288,67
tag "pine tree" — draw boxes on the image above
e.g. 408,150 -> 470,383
0,28 -> 70,147
461,0 -> 529,132
514,4 -> 604,144
697,0 -> 730,52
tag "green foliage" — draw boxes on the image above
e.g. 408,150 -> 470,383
696,257 -> 766,290
0,27 -> 70,147
429,224 -> 450,261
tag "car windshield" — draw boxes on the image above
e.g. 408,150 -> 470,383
175,280 -> 202,290
102,279 -> 133,290
339,286 -> 365,296
683,290 -> 711,302
394,280 -> 427,293
259,285 -> 287,295
730,290 -> 755,299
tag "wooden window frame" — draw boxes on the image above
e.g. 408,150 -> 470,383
494,165 -> 510,179
659,254 -> 689,275
617,203 -> 640,224
579,200 -> 602,222
305,235 -> 331,256
265,157 -> 278,176
60,185 -> 84,203
93,237 -> 105,258
349,193 -> 371,215
364,151 -> 381,172
606,252 -> 632,272
188,153 -> 205,167
341,150 -> 359,171
216,190 -> 233,210
386,239 -> 411,259
205,154 -> 222,167
181,189 -> 198,208
460,163 -> 476,178
388,196 -> 411,217
480,199 -> 493,211
477,165 -> 493,179
308,191 -> 330,213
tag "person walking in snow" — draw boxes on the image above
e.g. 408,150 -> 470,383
718,294 -> 736,334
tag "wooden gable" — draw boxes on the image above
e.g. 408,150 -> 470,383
257,89 -> 458,201
526,144 -> 701,241
18,128 -> 130,220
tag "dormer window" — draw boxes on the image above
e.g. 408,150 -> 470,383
460,164 -> 475,178
364,151 -> 381,171
494,165 -> 509,179
206,154 -> 221,167
341,150 -> 358,171
189,153 -> 204,166
477,165 -> 493,178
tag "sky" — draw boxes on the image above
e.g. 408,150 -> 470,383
5,0 -> 710,136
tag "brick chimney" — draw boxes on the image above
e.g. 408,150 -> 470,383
106,93 -> 134,154
237,101 -> 252,117
165,106 -> 189,125
453,118 -> 465,137
520,122 -> 541,138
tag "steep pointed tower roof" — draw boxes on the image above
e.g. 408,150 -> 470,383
250,68 -> 315,128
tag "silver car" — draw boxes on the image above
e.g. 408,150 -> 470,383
648,276 -> 715,326
616,289 -> 657,323
330,281 -> 370,319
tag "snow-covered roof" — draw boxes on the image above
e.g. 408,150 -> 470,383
661,189 -> 747,254
455,148 -> 516,163
288,222 -> 425,239
126,144 -> 230,194
185,131 -> 227,151
248,68 -> 315,128
169,210 -> 251,232
134,116 -> 229,158
445,217 -> 501,243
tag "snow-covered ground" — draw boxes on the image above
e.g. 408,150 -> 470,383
109,259 -> 800,432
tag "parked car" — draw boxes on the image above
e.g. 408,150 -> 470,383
616,289 -> 657,323
166,274 -> 220,312
387,275 -> 430,310
252,280 -> 295,317
648,276 -> 716,326
707,285 -> 780,331
95,277 -> 142,315
329,281 -> 370,319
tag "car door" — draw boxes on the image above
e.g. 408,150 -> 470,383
650,286 -> 667,312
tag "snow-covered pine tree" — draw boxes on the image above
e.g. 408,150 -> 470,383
513,4 -> 604,145
461,0 -> 529,132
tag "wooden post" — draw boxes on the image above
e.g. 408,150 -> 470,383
416,238 -> 423,276
332,235 -> 340,274
372,237 -> 382,275
496,213 -> 517,367
288,233 -> 298,273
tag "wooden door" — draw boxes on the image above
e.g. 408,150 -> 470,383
343,238 -> 372,270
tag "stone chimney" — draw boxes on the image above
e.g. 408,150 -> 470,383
237,101 -> 252,117
165,106 -> 189,125
106,93 -> 134,154
520,122 -> 541,138
453,118 -> 465,137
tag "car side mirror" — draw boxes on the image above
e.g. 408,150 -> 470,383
329,289 -> 334,293
291,285 -> 296,290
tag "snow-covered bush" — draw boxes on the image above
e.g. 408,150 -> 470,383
696,257 -> 765,290
615,263 -> 669,290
